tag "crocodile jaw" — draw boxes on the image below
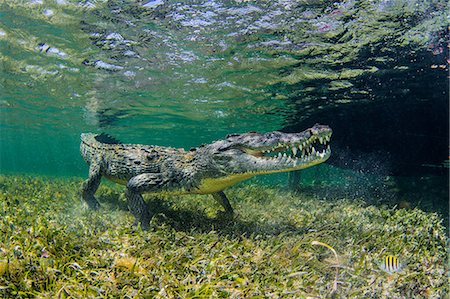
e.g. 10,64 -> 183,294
195,147 -> 329,194
194,124 -> 332,191
240,134 -> 331,173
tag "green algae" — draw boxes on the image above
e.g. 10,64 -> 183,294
0,175 -> 447,298
275,66 -> 379,85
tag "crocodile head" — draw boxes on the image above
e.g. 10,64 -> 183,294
193,124 -> 332,193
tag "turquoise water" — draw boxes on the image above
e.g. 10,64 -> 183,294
0,0 -> 448,205
2,0 -> 298,176
0,2 -> 448,297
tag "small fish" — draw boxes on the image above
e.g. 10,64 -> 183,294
378,255 -> 405,273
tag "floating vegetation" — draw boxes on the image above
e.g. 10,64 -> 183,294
311,240 -> 341,297
0,175 -> 447,298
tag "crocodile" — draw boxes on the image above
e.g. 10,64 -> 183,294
80,124 -> 332,229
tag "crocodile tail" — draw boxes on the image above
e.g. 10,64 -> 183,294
94,133 -> 122,144
81,133 -> 122,145
81,133 -> 98,144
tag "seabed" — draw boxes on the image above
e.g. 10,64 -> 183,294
0,175 -> 447,298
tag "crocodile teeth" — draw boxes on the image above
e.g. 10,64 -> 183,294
311,147 -> 316,155
292,147 -> 297,156
319,137 -> 323,144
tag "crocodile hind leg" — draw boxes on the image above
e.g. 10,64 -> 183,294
125,189 -> 151,230
212,191 -> 234,214
81,161 -> 102,210
125,173 -> 166,230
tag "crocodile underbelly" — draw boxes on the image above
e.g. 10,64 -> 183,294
194,173 -> 255,194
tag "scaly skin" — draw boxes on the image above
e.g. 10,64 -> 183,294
80,124 -> 332,229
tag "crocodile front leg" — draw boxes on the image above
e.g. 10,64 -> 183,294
81,161 -> 102,210
211,191 -> 234,214
125,173 -> 166,230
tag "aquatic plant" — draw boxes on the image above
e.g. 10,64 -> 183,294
311,240 -> 341,297
0,175 -> 447,298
